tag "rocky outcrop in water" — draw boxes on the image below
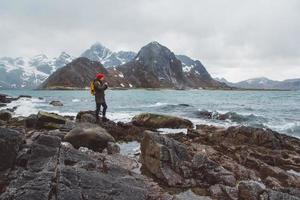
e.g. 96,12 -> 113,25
132,113 -> 193,129
49,100 -> 63,106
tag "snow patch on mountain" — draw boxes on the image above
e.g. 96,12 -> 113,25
81,43 -> 136,67
0,52 -> 74,89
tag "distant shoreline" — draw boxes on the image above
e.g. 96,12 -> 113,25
0,87 -> 295,92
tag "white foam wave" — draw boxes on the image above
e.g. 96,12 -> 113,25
158,128 -> 188,134
72,99 -> 80,102
107,112 -> 136,123
3,98 -> 41,117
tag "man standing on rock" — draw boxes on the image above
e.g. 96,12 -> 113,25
94,73 -> 108,122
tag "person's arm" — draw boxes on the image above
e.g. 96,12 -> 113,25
104,82 -> 108,90
94,81 -> 108,91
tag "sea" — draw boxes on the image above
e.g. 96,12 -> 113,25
1,89 -> 300,138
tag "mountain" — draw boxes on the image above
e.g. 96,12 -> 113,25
81,43 -> 136,67
0,52 -> 73,89
176,55 -> 227,88
39,57 -> 107,89
216,77 -> 300,90
41,42 -> 229,90
116,42 -> 227,89
39,57 -> 133,89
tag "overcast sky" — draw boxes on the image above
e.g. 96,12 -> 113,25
0,0 -> 299,82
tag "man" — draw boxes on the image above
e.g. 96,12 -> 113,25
94,73 -> 108,121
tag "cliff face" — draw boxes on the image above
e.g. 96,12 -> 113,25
40,42 -> 230,90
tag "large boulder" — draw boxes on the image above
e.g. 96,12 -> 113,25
64,123 -> 115,152
141,131 -> 192,186
37,111 -> 66,124
25,111 -> 67,130
132,113 -> 193,129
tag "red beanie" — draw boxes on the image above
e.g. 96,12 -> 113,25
96,73 -> 105,79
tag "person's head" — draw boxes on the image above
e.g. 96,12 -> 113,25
96,73 -> 105,81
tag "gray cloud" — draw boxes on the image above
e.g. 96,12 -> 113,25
0,0 -> 299,82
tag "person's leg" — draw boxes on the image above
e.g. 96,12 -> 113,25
95,103 -> 101,120
101,102 -> 107,118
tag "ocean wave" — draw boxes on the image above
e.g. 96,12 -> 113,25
72,99 -> 81,102
107,112 -> 136,122
3,98 -> 41,117
195,109 -> 268,124
268,122 -> 300,138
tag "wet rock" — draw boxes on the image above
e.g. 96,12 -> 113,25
49,100 -> 63,106
0,94 -> 11,103
64,123 -> 115,152
17,95 -> 32,99
5,106 -> 18,113
0,103 -> 6,107
0,110 -> 12,122
132,113 -> 193,129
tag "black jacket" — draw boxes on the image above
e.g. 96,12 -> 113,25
94,79 -> 108,103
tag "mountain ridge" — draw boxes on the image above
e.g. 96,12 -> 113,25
41,41 -> 229,90
216,77 -> 300,90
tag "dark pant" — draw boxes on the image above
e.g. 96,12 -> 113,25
96,102 -> 107,119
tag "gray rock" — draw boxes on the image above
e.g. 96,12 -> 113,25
132,113 -> 193,129
49,100 -> 63,106
141,130 -> 191,186
64,123 -> 115,152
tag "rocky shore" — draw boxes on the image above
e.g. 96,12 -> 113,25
0,94 -> 299,200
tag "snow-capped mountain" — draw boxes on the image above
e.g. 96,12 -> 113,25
0,52 -> 74,89
215,77 -> 300,90
41,42 -> 229,90
81,43 -> 136,67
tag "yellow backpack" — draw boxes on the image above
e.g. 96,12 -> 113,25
90,80 -> 95,96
